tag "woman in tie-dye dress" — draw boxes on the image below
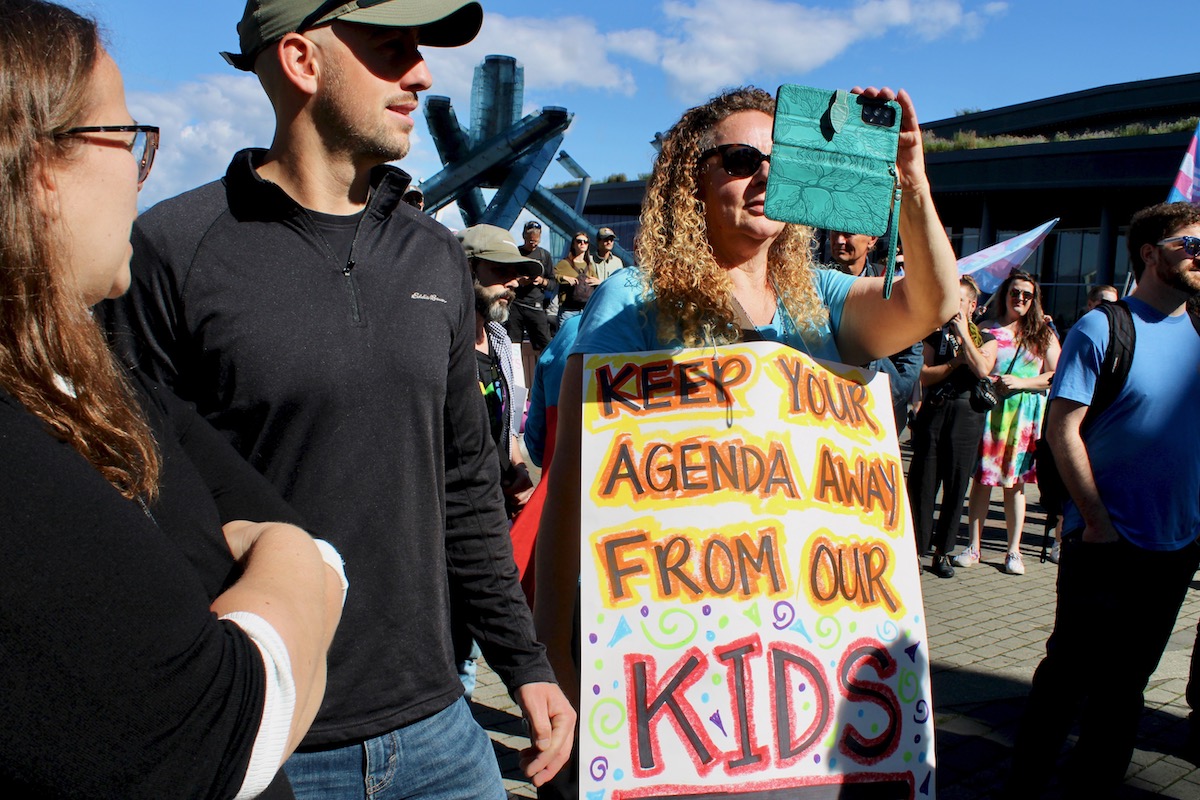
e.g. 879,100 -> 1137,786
952,269 -> 1060,575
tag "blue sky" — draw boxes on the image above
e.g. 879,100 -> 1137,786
72,0 -> 1198,217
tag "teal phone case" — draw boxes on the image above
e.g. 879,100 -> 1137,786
765,85 -> 902,295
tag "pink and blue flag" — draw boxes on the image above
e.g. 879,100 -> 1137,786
1167,118 -> 1200,204
957,218 -> 1059,295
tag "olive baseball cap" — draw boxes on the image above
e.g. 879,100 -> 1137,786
458,225 -> 541,279
221,0 -> 484,71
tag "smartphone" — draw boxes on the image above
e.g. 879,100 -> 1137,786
764,84 -> 901,237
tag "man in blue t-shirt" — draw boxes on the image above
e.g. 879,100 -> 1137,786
1006,202 -> 1200,797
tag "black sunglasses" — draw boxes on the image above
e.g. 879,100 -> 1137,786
574,238 -> 589,245
1009,288 -> 1035,302
698,143 -> 770,178
1158,235 -> 1200,258
57,124 -> 160,184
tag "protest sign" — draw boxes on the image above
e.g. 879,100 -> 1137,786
578,341 -> 934,799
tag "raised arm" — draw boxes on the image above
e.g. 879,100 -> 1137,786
836,88 -> 959,365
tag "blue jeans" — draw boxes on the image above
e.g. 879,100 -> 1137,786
284,697 -> 506,800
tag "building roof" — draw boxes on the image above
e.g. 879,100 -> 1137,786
923,72 -> 1200,139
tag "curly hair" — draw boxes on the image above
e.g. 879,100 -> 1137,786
634,86 -> 827,348
989,269 -> 1054,358
0,0 -> 159,500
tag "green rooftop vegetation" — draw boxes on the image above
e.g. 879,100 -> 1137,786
924,117 -> 1198,153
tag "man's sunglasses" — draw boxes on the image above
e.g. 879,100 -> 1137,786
698,143 -> 770,178
1157,235 -> 1200,258
57,124 -> 160,184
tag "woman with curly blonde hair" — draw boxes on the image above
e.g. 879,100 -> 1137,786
533,83 -> 959,719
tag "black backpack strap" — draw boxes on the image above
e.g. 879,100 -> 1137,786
1082,300 -> 1136,433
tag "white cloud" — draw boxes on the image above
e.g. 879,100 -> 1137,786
129,74 -> 274,208
422,12 -> 639,102
124,1 -> 1004,206
638,0 -> 1006,99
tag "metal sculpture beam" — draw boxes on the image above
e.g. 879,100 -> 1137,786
422,55 -> 635,265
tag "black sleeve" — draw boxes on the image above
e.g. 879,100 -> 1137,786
100,211 -> 202,399
441,249 -> 555,689
136,374 -> 307,529
0,396 -> 269,799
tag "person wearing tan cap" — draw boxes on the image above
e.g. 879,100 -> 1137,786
103,1 -> 574,798
458,225 -> 540,520
593,226 -> 624,281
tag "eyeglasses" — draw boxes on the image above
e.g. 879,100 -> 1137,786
599,236 -> 615,242
698,143 -> 771,178
1009,288 -> 1035,302
574,238 -> 589,245
1157,235 -> 1200,258
56,125 -> 160,184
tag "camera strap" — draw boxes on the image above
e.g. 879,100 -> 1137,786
881,172 -> 901,300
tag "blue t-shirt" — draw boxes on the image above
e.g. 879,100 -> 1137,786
570,267 -> 855,362
1049,297 -> 1200,550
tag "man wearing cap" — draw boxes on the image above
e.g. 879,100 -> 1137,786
461,225 -> 538,519
593,227 -> 624,281
402,186 -> 425,210
509,220 -> 555,382
102,2 -> 574,798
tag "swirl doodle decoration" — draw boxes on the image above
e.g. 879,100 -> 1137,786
815,615 -> 842,650
913,699 -> 930,725
640,608 -> 699,650
589,757 -> 609,781
875,620 -> 899,642
589,699 -> 627,751
773,601 -> 796,630
898,669 -> 920,704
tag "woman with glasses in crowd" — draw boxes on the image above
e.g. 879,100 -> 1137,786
533,84 -> 959,719
553,231 -> 599,324
954,269 -> 1061,575
0,2 -> 344,795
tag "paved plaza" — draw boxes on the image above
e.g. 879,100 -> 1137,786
470,475 -> 1200,799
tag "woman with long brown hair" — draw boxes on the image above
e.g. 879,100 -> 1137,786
954,268 -> 1061,575
0,1 -> 343,795
553,230 -> 598,324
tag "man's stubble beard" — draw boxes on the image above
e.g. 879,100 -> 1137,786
313,56 -> 412,163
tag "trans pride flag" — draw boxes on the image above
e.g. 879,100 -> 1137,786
956,218 -> 1059,294
1168,118 -> 1200,204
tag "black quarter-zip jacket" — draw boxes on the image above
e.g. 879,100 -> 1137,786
103,149 -> 554,747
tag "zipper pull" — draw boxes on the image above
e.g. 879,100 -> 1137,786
343,259 -> 355,276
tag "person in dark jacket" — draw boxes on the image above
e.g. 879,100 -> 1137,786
906,276 -> 997,578
102,1 -> 574,798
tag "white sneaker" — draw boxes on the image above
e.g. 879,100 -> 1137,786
951,547 -> 980,568
1004,552 -> 1025,575
1049,542 -> 1061,565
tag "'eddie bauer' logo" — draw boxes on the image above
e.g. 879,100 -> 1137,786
411,292 -> 447,303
